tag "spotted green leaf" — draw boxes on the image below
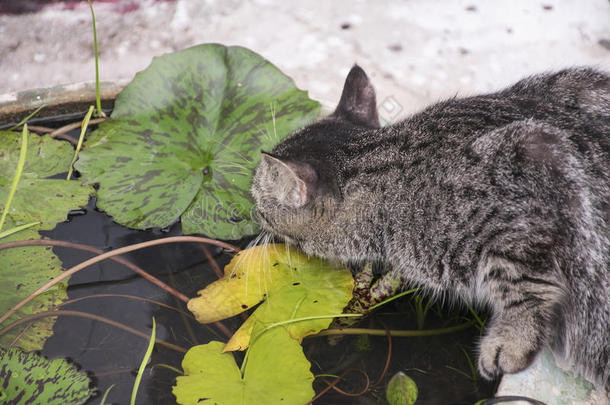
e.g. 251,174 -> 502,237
0,131 -> 93,230
0,347 -> 93,404
0,221 -> 67,351
0,130 -> 90,349
76,44 -> 320,239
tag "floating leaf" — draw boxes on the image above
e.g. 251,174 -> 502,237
0,131 -> 93,230
76,44 -> 320,239
0,222 -> 67,350
188,244 -> 353,351
173,327 -> 314,405
0,130 -> 73,180
0,347 -> 93,405
0,130 -> 91,349
386,371 -> 418,405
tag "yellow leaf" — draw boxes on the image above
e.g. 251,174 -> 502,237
187,244 -> 354,351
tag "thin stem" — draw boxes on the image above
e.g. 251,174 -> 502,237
100,384 -> 116,405
0,221 -> 40,239
48,118 -> 105,140
199,244 -> 224,278
306,368 -> 371,404
0,125 -> 28,231
0,236 -> 239,325
0,309 -> 186,352
314,320 -> 475,337
61,292 -> 228,340
67,105 -> 94,180
7,105 -> 45,131
60,293 -> 193,317
368,287 -> 420,311
372,319 -> 392,387
25,125 -> 54,134
0,239 -> 190,303
131,317 -> 156,405
88,0 -> 104,117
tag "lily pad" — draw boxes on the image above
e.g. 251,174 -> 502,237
76,44 -> 320,239
0,347 -> 93,405
0,130 -> 91,350
173,327 -> 315,405
0,130 -> 93,230
0,130 -> 74,180
187,244 -> 354,351
0,221 -> 67,351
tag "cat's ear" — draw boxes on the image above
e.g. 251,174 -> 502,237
260,152 -> 317,208
333,64 -> 380,128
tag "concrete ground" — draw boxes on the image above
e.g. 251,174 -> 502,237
0,0 -> 609,122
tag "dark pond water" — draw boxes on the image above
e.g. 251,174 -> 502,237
13,116 -> 498,404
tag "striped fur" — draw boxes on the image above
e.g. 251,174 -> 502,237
251,66 -> 610,393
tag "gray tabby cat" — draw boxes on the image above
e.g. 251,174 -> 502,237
251,65 -> 610,393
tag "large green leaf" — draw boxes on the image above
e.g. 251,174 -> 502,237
0,131 -> 93,230
0,130 -> 91,349
0,222 -> 67,351
188,244 -> 354,351
173,327 -> 315,405
0,347 -> 93,405
76,44 -> 320,239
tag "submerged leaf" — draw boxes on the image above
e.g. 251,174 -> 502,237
76,44 -> 320,239
188,244 -> 353,351
0,347 -> 93,405
173,327 -> 314,405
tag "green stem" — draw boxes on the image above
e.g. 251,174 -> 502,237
0,221 -> 40,240
131,317 -> 156,405
7,105 -> 45,131
88,0 -> 104,117
67,105 -> 94,180
368,287 -> 420,311
0,125 -> 28,232
100,384 -> 116,405
315,320 -> 475,337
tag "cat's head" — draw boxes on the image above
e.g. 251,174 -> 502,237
251,65 -> 380,256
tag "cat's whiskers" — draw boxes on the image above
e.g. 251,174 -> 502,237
208,139 -> 255,166
270,102 -> 279,142
215,160 -> 251,174
231,231 -> 264,280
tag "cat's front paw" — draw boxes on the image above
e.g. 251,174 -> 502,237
477,330 -> 539,380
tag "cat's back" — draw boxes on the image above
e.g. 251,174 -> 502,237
398,67 -> 609,146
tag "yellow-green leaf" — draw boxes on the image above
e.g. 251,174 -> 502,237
187,244 -> 353,351
173,327 -> 314,405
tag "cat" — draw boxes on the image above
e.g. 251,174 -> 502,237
251,65 -> 610,394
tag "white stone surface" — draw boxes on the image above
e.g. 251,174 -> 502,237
497,348 -> 608,405
0,0 -> 609,120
